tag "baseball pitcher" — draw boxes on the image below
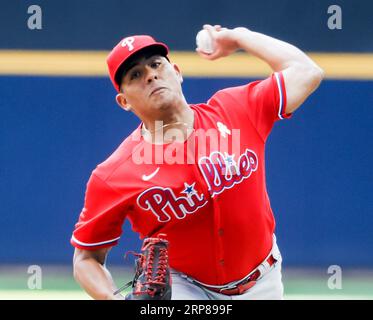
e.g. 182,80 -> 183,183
71,24 -> 323,300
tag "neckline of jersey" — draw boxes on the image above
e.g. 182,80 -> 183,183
136,105 -> 199,149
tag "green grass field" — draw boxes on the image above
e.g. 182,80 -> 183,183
0,265 -> 372,300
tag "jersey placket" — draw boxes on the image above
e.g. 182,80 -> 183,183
192,130 -> 228,284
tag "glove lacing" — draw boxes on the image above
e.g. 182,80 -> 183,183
114,238 -> 169,297
135,240 -> 169,297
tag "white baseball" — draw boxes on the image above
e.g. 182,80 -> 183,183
196,29 -> 215,54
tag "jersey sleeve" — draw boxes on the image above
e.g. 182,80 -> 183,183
70,173 -> 127,251
210,72 -> 292,141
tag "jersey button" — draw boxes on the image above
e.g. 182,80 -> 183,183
218,228 -> 224,236
219,259 -> 225,266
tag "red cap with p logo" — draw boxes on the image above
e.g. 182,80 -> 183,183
106,35 -> 169,92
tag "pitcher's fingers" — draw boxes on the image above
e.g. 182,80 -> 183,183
203,24 -> 217,39
196,48 -> 214,60
197,48 -> 222,61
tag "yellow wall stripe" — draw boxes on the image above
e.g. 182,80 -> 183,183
0,50 -> 373,79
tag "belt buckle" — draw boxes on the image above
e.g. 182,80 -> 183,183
219,275 -> 255,295
218,281 -> 238,293
238,280 -> 257,294
219,280 -> 256,295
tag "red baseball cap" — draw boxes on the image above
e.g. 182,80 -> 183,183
106,35 -> 169,92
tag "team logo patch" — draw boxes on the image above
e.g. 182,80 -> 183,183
217,121 -> 231,137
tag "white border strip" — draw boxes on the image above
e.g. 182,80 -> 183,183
71,235 -> 120,247
274,72 -> 284,120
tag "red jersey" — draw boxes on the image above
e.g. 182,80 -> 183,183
71,72 -> 291,285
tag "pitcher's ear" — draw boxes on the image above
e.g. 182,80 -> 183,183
173,63 -> 183,83
116,93 -> 132,111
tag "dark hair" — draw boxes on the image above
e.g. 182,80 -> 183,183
115,45 -> 169,89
